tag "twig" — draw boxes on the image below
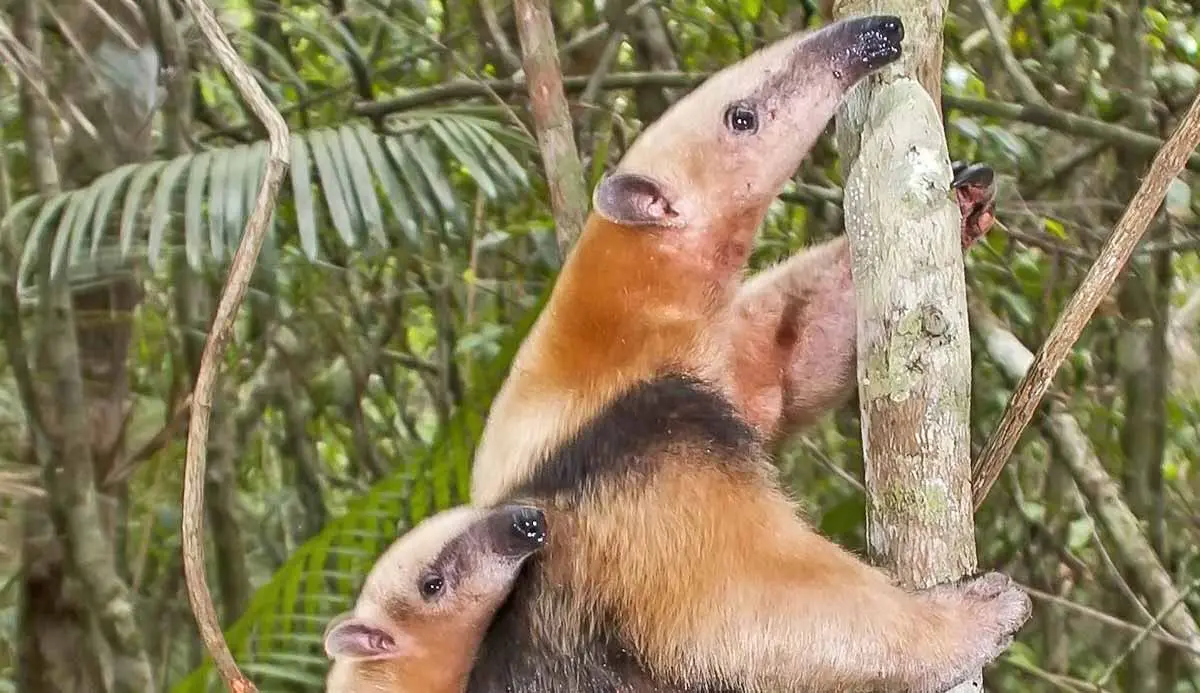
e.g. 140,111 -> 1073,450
102,394 -> 193,489
972,88 -> 1200,508
354,72 -> 1200,175
78,0 -> 142,51
511,0 -> 588,255
1001,655 -> 1111,693
177,0 -> 291,691
1022,583 -> 1200,656
0,18 -> 99,138
1095,580 -> 1200,686
479,0 -> 522,73
971,301 -> 1200,674
972,0 -> 1046,107
943,94 -> 1200,173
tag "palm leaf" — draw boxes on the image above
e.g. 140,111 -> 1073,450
0,117 -> 533,295
171,289 -> 550,693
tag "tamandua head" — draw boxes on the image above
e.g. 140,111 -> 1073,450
323,504 -> 547,693
592,15 -> 904,274
470,16 -> 906,506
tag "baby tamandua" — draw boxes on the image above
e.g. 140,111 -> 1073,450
323,504 -> 547,693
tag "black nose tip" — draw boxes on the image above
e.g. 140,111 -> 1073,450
870,16 -> 904,42
510,506 -> 546,545
844,15 -> 904,73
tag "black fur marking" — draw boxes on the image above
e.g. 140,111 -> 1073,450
512,373 -> 760,501
467,374 -> 756,693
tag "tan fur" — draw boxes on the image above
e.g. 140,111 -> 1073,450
326,506 -> 542,693
472,20 -> 913,505
468,17 -> 1025,693
519,445 -> 1026,693
472,217 -> 734,504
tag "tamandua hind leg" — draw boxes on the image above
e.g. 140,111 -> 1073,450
726,164 -> 999,443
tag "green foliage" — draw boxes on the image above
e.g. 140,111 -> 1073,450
0,116 -> 532,297
172,289 -> 548,693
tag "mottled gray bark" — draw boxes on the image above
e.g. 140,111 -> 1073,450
833,1 -> 980,691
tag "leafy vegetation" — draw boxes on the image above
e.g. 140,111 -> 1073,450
2,1 -> 1200,692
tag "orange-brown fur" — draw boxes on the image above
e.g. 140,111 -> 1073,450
466,16 -> 1026,693
512,441 -> 1027,692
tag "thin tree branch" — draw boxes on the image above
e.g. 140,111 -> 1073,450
512,0 -> 588,255
1094,580 -> 1200,686
971,0 -> 1047,106
1021,583 -> 1200,656
943,94 -> 1200,173
353,72 -> 1200,174
972,88 -> 1200,508
177,0 -> 291,691
480,0 -> 522,73
102,394 -> 193,489
970,301 -> 1200,674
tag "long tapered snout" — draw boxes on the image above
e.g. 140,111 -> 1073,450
761,14 -> 905,95
824,15 -> 904,84
604,14 -> 907,231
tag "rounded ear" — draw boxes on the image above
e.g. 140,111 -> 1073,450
592,173 -> 685,228
323,613 -> 413,661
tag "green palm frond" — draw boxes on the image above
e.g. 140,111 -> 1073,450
171,288 -> 549,693
0,115 -> 532,295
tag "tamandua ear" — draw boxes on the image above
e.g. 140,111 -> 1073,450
592,173 -> 685,228
323,613 -> 413,661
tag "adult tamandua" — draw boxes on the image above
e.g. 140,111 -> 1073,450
324,504 -> 546,692
470,34 -> 1000,508
464,15 -> 1028,693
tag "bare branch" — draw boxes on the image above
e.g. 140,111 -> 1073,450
971,301 -> 1200,673
971,0 -> 1047,106
77,0 -> 143,51
480,0 -> 522,73
1020,583 -> 1200,656
355,72 -> 1200,174
176,0 -> 291,690
512,0 -> 588,255
972,88 -> 1200,508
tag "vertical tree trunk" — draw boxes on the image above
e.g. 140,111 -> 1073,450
1108,4 -> 1171,687
833,1 -> 980,691
11,3 -> 104,692
13,0 -> 155,690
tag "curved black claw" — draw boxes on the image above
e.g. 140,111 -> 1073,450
951,161 -> 995,189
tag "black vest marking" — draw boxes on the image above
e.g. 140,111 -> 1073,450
512,372 -> 760,501
467,374 -> 756,693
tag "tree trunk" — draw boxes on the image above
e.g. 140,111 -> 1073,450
13,0 -> 156,690
971,301 -> 1200,678
1108,4 -> 1171,687
833,1 -> 980,691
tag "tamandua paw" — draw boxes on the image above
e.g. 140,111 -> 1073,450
951,161 -> 997,249
929,571 -> 1032,667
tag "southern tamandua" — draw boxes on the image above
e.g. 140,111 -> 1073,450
324,504 -> 546,693
470,29 -> 999,506
463,15 -> 1029,693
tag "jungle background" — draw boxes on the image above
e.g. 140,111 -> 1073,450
2,0 -> 1200,691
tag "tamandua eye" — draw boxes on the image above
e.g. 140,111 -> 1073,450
420,574 -> 444,599
724,103 -> 759,134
